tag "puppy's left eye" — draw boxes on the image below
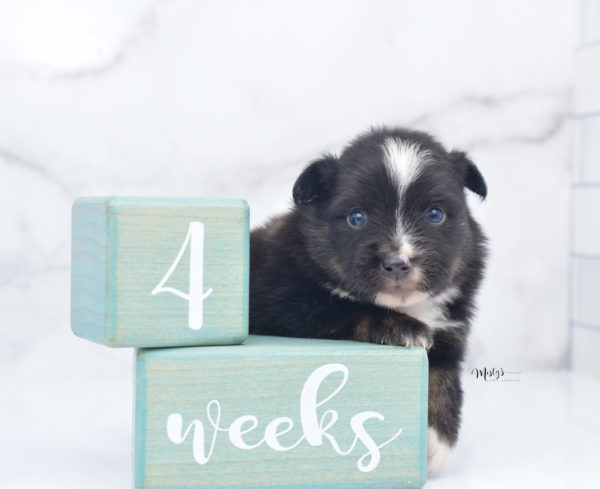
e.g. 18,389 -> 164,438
426,206 -> 445,224
348,209 -> 367,228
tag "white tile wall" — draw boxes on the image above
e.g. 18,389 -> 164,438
574,45 -> 600,115
570,1 -> 600,377
573,116 -> 600,182
571,324 -> 600,375
572,257 -> 600,326
581,0 -> 600,44
572,187 -> 600,255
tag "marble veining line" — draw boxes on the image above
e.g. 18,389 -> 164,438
0,149 -> 71,194
407,90 -> 569,150
50,6 -> 158,82
409,89 -> 567,126
466,112 -> 567,150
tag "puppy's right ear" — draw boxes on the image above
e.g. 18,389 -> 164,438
292,154 -> 339,205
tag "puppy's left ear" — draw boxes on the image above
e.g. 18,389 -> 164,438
293,154 -> 340,205
450,150 -> 487,199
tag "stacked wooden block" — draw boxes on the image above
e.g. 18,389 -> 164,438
71,197 -> 428,489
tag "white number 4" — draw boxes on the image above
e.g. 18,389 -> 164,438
151,222 -> 213,330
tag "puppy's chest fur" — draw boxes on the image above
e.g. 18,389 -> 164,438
388,290 -> 462,330
323,282 -> 463,330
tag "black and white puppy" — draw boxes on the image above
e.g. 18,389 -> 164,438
249,126 -> 487,474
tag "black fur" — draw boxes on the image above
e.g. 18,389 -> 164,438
250,126 -> 487,465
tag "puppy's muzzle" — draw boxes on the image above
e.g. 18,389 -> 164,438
380,254 -> 412,280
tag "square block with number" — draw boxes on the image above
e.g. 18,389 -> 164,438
71,197 -> 249,348
135,335 -> 428,489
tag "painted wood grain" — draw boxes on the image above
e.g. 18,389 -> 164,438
71,197 -> 249,347
135,335 -> 428,489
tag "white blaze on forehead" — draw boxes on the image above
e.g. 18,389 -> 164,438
382,138 -> 431,194
382,138 -> 432,251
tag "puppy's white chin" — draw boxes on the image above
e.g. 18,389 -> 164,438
374,290 -> 429,309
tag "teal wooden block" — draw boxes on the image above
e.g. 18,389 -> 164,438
71,197 -> 249,348
135,335 -> 428,489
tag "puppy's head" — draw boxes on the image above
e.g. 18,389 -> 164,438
292,126 -> 486,309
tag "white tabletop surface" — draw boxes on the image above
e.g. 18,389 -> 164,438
1,369 -> 599,489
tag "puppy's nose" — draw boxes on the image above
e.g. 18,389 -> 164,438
381,254 -> 412,278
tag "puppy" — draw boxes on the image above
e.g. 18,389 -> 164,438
249,126 -> 487,474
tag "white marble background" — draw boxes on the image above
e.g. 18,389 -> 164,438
0,0 -> 577,383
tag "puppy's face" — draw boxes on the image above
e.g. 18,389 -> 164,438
293,128 -> 487,309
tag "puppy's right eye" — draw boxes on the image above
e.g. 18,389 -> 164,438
347,209 -> 367,228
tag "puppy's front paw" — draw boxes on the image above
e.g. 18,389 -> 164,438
360,314 -> 433,349
391,327 -> 432,350
427,427 -> 453,476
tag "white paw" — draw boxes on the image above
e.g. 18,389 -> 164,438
427,427 -> 453,476
391,328 -> 432,350
407,331 -> 432,350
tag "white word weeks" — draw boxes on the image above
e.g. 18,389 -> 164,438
166,363 -> 403,472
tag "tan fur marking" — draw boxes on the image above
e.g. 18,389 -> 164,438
353,317 -> 371,342
381,325 -> 395,345
264,214 -> 292,240
448,256 -> 464,283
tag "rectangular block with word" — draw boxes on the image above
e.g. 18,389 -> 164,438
135,335 -> 428,489
71,197 -> 249,348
